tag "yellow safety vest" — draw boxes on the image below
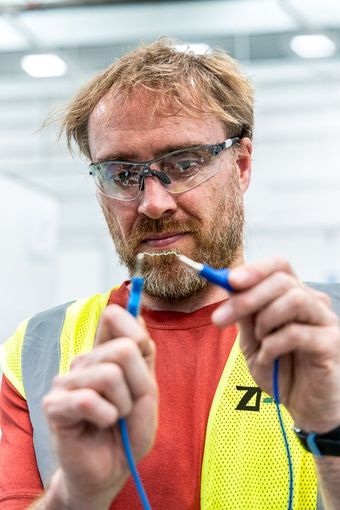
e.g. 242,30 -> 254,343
1,289 -> 323,509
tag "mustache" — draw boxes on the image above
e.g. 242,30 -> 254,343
127,217 -> 201,246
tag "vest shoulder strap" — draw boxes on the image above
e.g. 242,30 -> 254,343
20,291 -> 111,487
22,300 -> 74,486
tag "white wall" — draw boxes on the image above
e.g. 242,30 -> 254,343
244,76 -> 340,282
0,177 -> 130,343
56,236 -> 128,306
0,175 -> 59,341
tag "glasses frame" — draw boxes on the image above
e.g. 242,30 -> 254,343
89,136 -> 240,201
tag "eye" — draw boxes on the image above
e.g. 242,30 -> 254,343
115,170 -> 131,187
168,152 -> 204,173
118,171 -> 140,186
176,159 -> 201,172
210,145 -> 223,156
106,165 -> 140,187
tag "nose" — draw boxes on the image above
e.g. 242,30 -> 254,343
137,176 -> 178,219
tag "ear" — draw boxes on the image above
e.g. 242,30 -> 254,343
235,137 -> 252,193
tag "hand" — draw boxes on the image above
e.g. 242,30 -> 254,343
212,256 -> 340,434
42,304 -> 158,510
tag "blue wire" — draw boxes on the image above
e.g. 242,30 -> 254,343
118,275 -> 152,510
118,418 -> 152,510
273,358 -> 294,510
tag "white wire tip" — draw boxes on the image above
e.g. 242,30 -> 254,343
138,250 -> 178,259
135,253 -> 145,275
135,251 -> 203,273
175,254 -> 203,271
135,251 -> 177,274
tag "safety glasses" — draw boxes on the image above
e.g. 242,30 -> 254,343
89,137 -> 240,201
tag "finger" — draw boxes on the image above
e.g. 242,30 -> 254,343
70,354 -> 86,370
212,271 -> 298,326
69,338 -> 156,400
43,388 -> 118,429
94,304 -> 155,371
238,315 -> 259,360
255,287 -> 338,339
228,256 -> 296,290
95,304 -> 149,345
54,363 -> 134,417
257,323 -> 340,365
306,286 -> 333,308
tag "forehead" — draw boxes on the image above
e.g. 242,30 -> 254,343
88,88 -> 226,161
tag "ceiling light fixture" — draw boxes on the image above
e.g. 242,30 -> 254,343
20,53 -> 67,78
290,34 -> 336,59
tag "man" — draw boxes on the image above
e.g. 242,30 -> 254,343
1,39 -> 340,509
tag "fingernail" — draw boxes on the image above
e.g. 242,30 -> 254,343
230,268 -> 249,285
212,305 -> 232,326
70,355 -> 84,369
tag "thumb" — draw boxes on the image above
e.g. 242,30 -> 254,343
94,304 -> 156,374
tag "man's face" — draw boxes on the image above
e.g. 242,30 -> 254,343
88,89 -> 251,301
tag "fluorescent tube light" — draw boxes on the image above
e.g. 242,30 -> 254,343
21,53 -> 67,78
290,34 -> 336,59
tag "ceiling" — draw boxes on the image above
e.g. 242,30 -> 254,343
0,0 -> 339,74
1,0 -> 340,238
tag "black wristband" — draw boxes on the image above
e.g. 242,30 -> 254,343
293,425 -> 340,457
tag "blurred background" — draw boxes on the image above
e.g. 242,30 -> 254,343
1,0 -> 340,342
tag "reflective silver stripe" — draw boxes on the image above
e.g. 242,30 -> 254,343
317,489 -> 325,510
22,301 -> 74,488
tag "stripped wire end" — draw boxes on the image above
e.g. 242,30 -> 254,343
176,254 -> 204,272
177,254 -> 234,292
136,251 -> 203,274
135,253 -> 145,276
136,250 -> 179,273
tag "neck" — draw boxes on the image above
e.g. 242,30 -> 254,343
141,284 -> 229,313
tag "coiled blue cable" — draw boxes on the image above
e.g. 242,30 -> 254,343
118,275 -> 152,510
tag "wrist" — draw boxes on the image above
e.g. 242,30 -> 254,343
293,425 -> 340,457
44,469 -> 120,510
291,412 -> 340,435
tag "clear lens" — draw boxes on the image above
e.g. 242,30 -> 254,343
93,162 -> 142,200
160,147 -> 219,192
91,143 -> 229,200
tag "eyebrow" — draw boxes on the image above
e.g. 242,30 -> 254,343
96,140 -> 209,163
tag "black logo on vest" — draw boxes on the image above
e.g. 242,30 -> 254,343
236,386 -> 262,411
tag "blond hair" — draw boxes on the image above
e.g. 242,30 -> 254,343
61,38 -> 254,160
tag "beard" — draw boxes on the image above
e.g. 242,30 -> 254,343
100,166 -> 244,302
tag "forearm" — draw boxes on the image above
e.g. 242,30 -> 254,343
316,457 -> 340,510
28,469 -> 127,510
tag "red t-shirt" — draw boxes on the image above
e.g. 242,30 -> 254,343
0,284 -> 237,509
